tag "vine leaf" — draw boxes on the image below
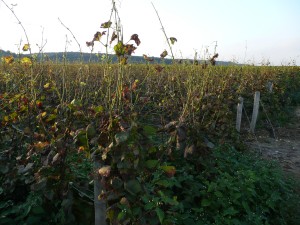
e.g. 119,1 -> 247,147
154,65 -> 164,73
130,34 -> 141,46
143,54 -> 153,62
114,41 -> 126,57
93,31 -> 106,42
160,50 -> 168,58
120,57 -> 128,65
124,179 -> 142,195
22,44 -> 30,51
86,41 -> 94,47
20,57 -> 32,66
101,21 -> 112,28
124,44 -> 136,56
2,56 -> 14,64
110,31 -> 118,44
169,37 -> 177,45
155,207 -> 165,224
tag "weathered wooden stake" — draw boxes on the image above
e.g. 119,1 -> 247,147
94,156 -> 107,225
250,91 -> 260,133
266,81 -> 273,93
236,97 -> 244,132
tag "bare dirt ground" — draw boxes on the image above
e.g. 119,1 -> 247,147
246,107 -> 300,181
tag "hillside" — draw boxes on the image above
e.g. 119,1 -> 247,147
0,49 -> 237,65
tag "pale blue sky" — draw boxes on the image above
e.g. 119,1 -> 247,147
0,0 -> 299,65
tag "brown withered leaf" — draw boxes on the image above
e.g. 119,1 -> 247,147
160,50 -> 168,58
210,53 -> 219,66
125,44 -> 136,55
169,37 -> 177,45
154,65 -> 164,73
93,31 -> 106,42
98,166 -> 111,177
130,34 -> 141,46
143,54 -> 154,62
86,41 -> 94,47
110,31 -> 118,44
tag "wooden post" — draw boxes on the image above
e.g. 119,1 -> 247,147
266,81 -> 273,93
93,156 -> 107,225
250,91 -> 260,133
236,97 -> 244,132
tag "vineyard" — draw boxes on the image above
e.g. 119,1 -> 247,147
1,0 -> 300,224
1,59 -> 300,224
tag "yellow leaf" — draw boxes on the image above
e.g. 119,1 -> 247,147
21,57 -> 32,66
44,83 -> 50,89
2,56 -> 14,64
41,112 -> 47,118
22,44 -> 30,51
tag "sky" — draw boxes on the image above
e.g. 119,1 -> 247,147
0,0 -> 299,65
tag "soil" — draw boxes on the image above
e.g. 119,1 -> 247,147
245,107 -> 300,181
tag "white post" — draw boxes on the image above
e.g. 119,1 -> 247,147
250,91 -> 260,133
236,97 -> 244,132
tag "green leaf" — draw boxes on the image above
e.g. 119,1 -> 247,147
124,179 -> 142,195
143,125 -> 156,136
117,211 -> 126,221
145,160 -> 159,169
94,105 -> 104,113
201,199 -> 211,207
86,124 -> 96,138
223,206 -> 239,216
242,201 -> 251,213
114,41 -> 126,57
45,114 -> 57,122
115,131 -> 129,145
169,37 -> 177,45
144,202 -> 155,210
111,177 -> 123,189
70,99 -> 82,107
155,179 -> 170,187
155,207 -> 165,224
101,21 -> 112,28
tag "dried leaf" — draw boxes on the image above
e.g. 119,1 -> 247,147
110,31 -> 118,44
130,34 -> 141,46
154,65 -> 164,73
86,41 -> 94,47
98,166 -> 111,177
124,44 -> 136,55
160,50 -> 168,58
143,54 -> 153,62
93,31 -> 106,42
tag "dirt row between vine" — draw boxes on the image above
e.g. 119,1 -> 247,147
246,107 -> 300,181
